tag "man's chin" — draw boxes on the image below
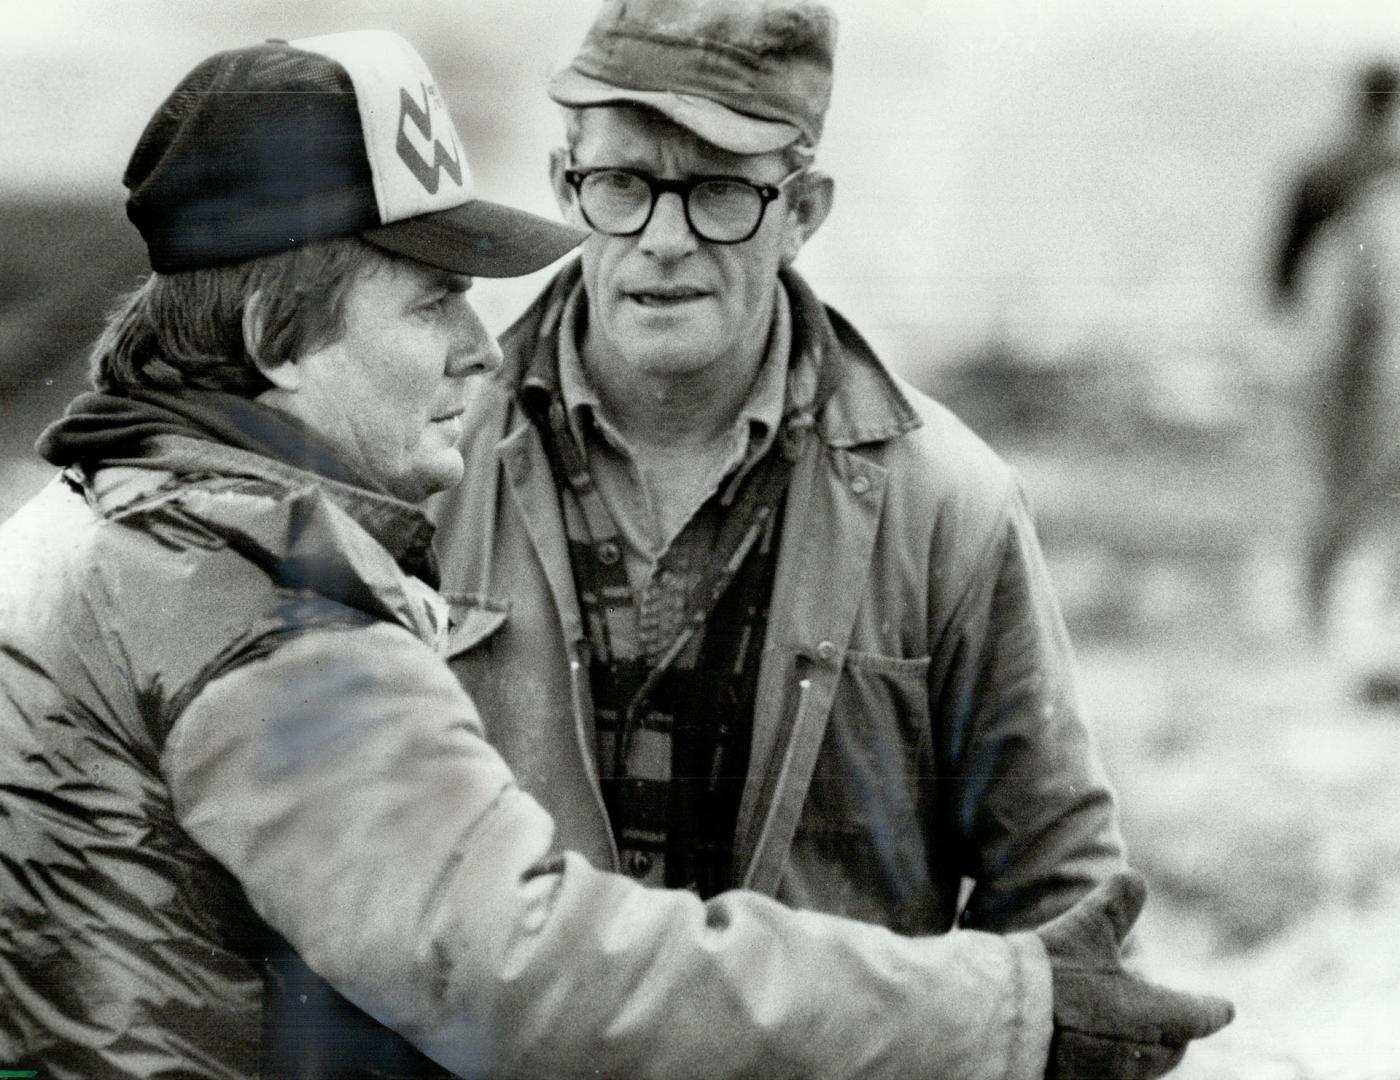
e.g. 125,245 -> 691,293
611,328 -> 724,378
621,349 -> 723,380
617,301 -> 714,337
393,457 -> 465,505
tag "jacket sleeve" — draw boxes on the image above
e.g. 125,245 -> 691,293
940,487 -> 1127,934
164,618 -> 1053,1080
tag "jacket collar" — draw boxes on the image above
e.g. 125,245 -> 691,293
89,433 -> 440,588
498,259 -> 921,452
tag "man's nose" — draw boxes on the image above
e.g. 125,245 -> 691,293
446,302 -> 503,377
638,191 -> 698,258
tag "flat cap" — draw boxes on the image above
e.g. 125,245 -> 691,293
549,0 -> 837,154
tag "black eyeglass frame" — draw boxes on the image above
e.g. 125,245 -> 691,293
562,164 -> 807,244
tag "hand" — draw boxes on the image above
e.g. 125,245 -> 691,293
1036,870 -> 1235,1080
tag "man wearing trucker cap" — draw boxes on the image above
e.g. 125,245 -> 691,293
0,24 -> 1227,1080
432,1 -> 1231,1077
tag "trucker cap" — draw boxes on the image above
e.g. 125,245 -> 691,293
124,30 -> 584,276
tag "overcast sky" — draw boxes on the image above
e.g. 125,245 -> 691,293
5,0 -> 1398,194
5,0 -> 1400,356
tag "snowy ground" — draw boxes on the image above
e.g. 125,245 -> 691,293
1080,635 -> 1400,1080
932,344 -> 1400,1079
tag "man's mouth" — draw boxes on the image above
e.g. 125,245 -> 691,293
625,286 -> 708,307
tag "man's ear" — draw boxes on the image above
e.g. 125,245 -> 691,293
548,147 -> 584,226
781,170 -> 834,266
243,290 -> 300,392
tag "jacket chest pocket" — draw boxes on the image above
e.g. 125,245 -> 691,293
785,651 -> 937,929
801,650 -> 932,828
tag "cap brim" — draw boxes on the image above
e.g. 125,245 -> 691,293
363,199 -> 586,278
548,69 -> 802,155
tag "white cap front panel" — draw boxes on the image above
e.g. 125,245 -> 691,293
293,30 -> 475,223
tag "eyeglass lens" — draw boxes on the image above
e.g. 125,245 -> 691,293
577,171 -> 769,243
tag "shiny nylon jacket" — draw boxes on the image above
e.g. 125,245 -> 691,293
0,443 -> 448,1077
0,433 -> 1057,1078
432,262 -> 1126,936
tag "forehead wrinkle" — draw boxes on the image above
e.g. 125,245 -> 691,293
574,105 -> 780,178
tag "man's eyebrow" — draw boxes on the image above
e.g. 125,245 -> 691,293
580,159 -> 751,179
577,152 -> 651,170
426,272 -> 472,293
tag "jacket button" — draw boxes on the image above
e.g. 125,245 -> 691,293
597,541 -> 621,566
816,639 -> 838,662
625,850 -> 653,877
850,474 -> 870,494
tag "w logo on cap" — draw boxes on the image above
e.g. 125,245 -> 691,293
396,83 -> 463,194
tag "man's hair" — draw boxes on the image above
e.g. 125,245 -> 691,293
559,105 -> 816,174
90,236 -> 387,395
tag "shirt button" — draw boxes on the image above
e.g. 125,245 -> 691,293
597,541 -> 621,566
850,474 -> 871,495
625,851 -> 653,877
816,639 -> 838,662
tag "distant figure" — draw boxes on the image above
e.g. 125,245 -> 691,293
1272,61 -> 1400,676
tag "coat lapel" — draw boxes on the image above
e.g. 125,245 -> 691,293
735,441 -> 888,895
497,425 -> 585,650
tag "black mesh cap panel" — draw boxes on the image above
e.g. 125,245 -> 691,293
124,42 -> 380,271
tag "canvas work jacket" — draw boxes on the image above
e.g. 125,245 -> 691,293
1,422 -> 1056,1079
432,262 -> 1126,938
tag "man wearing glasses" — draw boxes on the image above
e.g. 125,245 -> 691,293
433,2 -> 1229,1073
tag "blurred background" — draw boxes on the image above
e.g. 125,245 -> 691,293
5,1 -> 1400,1075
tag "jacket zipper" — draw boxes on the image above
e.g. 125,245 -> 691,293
568,652 -> 622,872
741,659 -> 815,891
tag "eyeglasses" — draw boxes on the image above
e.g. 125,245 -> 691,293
562,164 -> 806,244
